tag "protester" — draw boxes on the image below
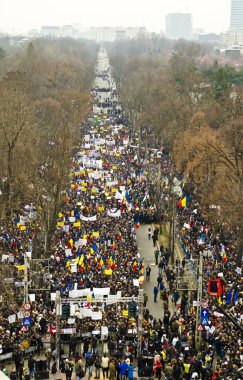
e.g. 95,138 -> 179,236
147,227 -> 152,240
145,265 -> 151,281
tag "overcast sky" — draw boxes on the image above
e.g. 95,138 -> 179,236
1,0 -> 231,33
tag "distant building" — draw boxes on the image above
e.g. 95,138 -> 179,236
61,25 -> 78,39
82,27 -> 116,42
199,33 -> 221,44
225,47 -> 242,59
116,29 -> 127,41
222,30 -> 243,46
79,26 -> 144,42
218,45 -> 243,59
166,13 -> 192,40
40,25 -> 78,39
40,26 -> 61,38
230,0 -> 243,33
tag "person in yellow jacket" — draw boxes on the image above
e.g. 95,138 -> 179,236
160,349 -> 166,362
183,362 -> 191,379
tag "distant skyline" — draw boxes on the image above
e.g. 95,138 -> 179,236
1,0 -> 231,34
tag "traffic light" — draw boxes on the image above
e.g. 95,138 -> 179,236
62,304 -> 70,319
128,302 -> 137,318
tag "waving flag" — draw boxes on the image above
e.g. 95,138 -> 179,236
132,261 -> 137,270
233,290 -> 239,304
125,190 -> 131,202
178,194 -> 191,208
135,217 -> 140,229
226,288 -> 233,304
92,243 -> 98,252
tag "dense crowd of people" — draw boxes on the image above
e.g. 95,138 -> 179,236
0,49 -> 242,380
0,49 -> 158,378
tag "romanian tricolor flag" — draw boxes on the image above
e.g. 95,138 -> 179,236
99,258 -> 104,267
133,261 -> 137,270
66,189 -> 71,204
139,259 -> 145,274
135,217 -> 140,229
67,238 -> 73,249
177,194 -> 191,208
223,253 -> 227,263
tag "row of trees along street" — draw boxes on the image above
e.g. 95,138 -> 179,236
108,37 -> 243,264
0,38 -> 98,258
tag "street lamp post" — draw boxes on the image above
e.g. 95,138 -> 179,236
195,252 -> 203,351
24,253 -> 29,304
55,290 -> 61,372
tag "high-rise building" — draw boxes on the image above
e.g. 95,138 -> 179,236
230,0 -> 243,32
166,13 -> 192,40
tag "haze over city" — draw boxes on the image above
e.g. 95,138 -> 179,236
1,0 -> 231,34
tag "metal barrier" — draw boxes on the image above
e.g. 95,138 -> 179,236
0,345 -> 37,364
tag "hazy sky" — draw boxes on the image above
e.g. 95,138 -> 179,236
1,0 -> 231,33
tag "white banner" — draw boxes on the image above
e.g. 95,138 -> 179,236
93,287 -> 110,296
69,289 -> 92,298
70,263 -> 77,273
81,308 -> 93,317
115,191 -> 123,200
107,209 -> 121,218
51,293 -> 56,301
80,215 -> 97,222
101,326 -> 109,335
29,294 -> 36,303
60,328 -> 76,334
2,255 -> 9,262
91,312 -> 102,320
65,249 -> 72,257
8,314 -> 16,324
76,239 -> 87,247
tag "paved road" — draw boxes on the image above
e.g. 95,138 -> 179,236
137,224 -> 177,320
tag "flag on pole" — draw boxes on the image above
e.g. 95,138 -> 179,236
177,194 -> 191,208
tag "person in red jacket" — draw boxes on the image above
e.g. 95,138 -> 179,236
153,359 -> 162,380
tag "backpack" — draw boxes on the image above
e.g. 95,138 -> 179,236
94,358 -> 101,368
76,366 -> 85,378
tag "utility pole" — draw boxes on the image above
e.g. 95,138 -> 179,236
171,191 -> 176,265
24,253 -> 28,304
156,164 -> 163,234
137,288 -> 144,356
55,290 -> 61,372
195,252 -> 203,351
